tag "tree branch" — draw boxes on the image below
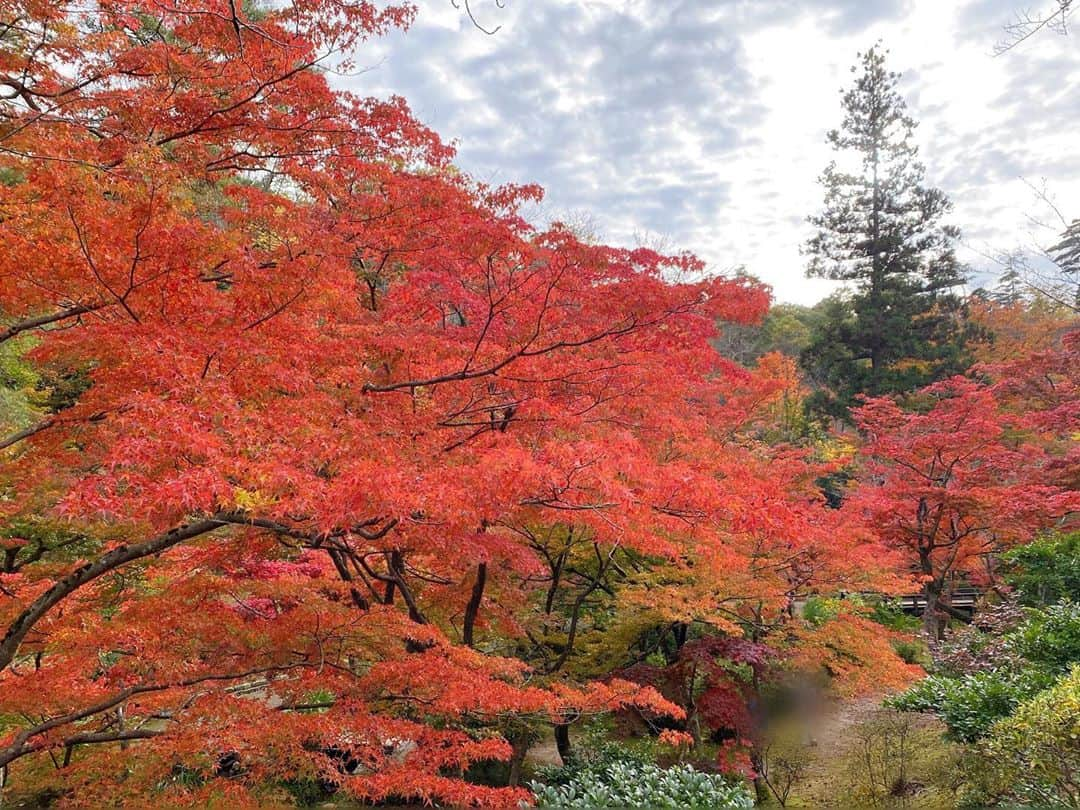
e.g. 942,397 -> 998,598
0,665 -> 301,767
0,302 -> 109,344
0,513 -> 240,671
0,417 -> 55,451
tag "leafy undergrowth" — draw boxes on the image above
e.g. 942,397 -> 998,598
528,737 -> 752,809
531,759 -> 752,809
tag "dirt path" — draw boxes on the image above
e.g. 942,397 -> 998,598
788,697 -> 881,807
524,730 -> 564,771
773,697 -> 956,809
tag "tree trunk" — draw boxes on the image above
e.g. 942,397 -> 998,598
463,562 -> 487,647
922,580 -> 944,640
507,733 -> 531,787
554,723 -> 572,765
673,621 -> 688,650
749,662 -> 770,805
752,769 -> 771,806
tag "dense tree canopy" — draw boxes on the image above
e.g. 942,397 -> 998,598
0,4 -> 1076,809
850,369 -> 1079,638
0,3 -> 925,806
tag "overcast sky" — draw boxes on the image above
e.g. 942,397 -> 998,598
341,0 -> 1080,305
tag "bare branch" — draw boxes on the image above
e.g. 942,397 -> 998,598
995,1 -> 1074,53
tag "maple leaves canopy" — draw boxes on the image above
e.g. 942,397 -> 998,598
0,1 -> 928,806
849,366 -> 1080,637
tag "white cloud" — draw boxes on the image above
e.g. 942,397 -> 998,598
338,0 -> 1080,305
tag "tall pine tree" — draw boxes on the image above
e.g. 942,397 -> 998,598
1047,218 -> 1080,310
801,45 -> 972,419
989,251 -> 1027,305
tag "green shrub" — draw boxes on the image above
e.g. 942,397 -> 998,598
1013,600 -> 1080,673
280,778 -> 334,806
870,598 -> 922,632
891,601 -> 1080,742
887,668 -> 1053,742
891,638 -> 928,667
533,739 -> 650,788
1003,532 -> 1080,607
529,745 -> 751,809
965,665 -> 1080,807
802,596 -> 840,626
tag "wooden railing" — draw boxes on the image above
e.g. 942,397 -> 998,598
898,587 -> 981,615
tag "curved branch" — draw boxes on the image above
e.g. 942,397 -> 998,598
0,665 -> 300,768
0,417 -> 55,451
0,408 -> 118,453
451,0 -> 503,34
362,316 -> 643,393
0,302 -> 109,344
0,513 -> 239,671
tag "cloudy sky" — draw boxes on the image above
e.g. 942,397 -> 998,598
341,0 -> 1080,304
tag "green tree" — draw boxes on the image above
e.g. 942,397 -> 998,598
988,250 -> 1028,305
802,45 -> 972,419
1003,532 -> 1080,607
1047,217 -> 1080,310
713,303 -> 820,366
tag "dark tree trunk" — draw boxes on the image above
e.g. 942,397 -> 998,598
327,548 -> 370,610
507,733 -> 531,787
922,579 -> 944,640
674,621 -> 689,649
463,562 -> 487,647
554,723 -> 572,765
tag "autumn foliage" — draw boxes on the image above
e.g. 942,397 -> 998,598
849,353 -> 1080,637
0,2 -> 1075,807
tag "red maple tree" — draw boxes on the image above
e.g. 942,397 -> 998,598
0,2 -> 930,806
850,374 -> 1079,638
